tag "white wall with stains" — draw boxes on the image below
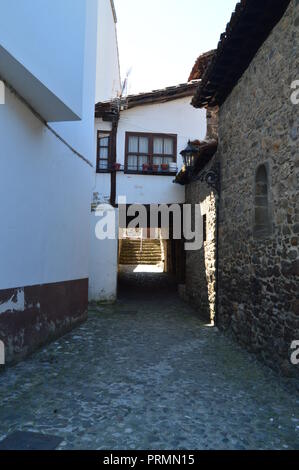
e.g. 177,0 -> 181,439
89,208 -> 118,303
89,0 -> 122,303
0,0 -> 100,291
95,0 -> 122,103
0,0 -> 87,121
0,289 -> 25,315
94,96 -> 206,204
90,95 -> 206,301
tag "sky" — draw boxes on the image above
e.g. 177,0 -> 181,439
114,0 -> 238,95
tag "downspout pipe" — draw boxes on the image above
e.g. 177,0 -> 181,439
110,117 -> 119,207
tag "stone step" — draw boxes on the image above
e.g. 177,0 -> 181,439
121,245 -> 161,250
120,237 -> 162,265
119,256 -> 161,262
121,248 -> 161,253
119,257 -> 161,264
119,257 -> 162,262
121,241 -> 161,246
123,249 -> 161,253
119,260 -> 162,265
119,252 -> 161,255
122,246 -> 161,250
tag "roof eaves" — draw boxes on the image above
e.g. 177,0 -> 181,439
192,0 -> 292,108
125,81 -> 200,109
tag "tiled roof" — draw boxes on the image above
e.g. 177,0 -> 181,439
188,50 -> 216,82
125,81 -> 200,109
95,81 -> 200,117
192,0 -> 292,108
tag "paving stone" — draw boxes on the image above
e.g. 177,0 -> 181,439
0,431 -> 62,450
0,274 -> 298,449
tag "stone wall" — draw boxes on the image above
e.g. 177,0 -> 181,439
184,101 -> 219,323
217,0 -> 299,376
185,170 -> 217,323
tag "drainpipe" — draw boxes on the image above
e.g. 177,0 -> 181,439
110,118 -> 119,207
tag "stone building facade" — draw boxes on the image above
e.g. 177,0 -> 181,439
185,181 -> 217,323
186,0 -> 298,376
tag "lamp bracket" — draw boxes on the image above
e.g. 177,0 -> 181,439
192,162 -> 220,194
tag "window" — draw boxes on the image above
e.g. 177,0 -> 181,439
254,164 -> 272,237
97,131 -> 111,172
125,132 -> 177,174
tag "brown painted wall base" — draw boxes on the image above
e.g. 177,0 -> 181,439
0,278 -> 88,365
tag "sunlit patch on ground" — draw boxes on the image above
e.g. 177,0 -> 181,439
119,264 -> 164,273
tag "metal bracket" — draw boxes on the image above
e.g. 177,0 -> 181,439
189,162 -> 221,194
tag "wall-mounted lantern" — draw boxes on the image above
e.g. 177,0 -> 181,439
180,140 -> 220,194
180,141 -> 200,171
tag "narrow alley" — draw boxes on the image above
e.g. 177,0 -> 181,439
0,273 -> 298,450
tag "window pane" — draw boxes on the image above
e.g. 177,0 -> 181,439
99,147 -> 108,158
153,137 -> 163,154
138,156 -> 148,171
99,136 -> 109,146
163,156 -> 173,164
139,137 -> 148,153
153,156 -> 163,165
128,155 -> 138,170
99,160 -> 108,170
128,136 -> 138,153
164,138 -> 173,155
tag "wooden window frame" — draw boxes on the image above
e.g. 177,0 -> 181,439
96,130 -> 112,173
124,131 -> 177,175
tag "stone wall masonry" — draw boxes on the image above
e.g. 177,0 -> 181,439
217,0 -> 299,377
185,161 -> 218,323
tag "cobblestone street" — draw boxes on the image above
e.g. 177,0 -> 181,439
0,273 -> 298,450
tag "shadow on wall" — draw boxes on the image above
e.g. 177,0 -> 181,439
184,244 -> 215,324
182,189 -> 217,324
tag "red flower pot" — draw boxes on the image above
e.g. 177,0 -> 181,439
152,164 -> 159,172
161,163 -> 169,171
113,163 -> 121,171
142,163 -> 150,171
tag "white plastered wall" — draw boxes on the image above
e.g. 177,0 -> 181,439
89,95 -> 206,301
0,0 -> 99,290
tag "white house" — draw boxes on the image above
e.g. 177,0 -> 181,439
90,82 -> 207,302
0,0 -> 114,364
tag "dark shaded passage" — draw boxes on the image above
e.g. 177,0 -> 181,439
118,271 -> 177,301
